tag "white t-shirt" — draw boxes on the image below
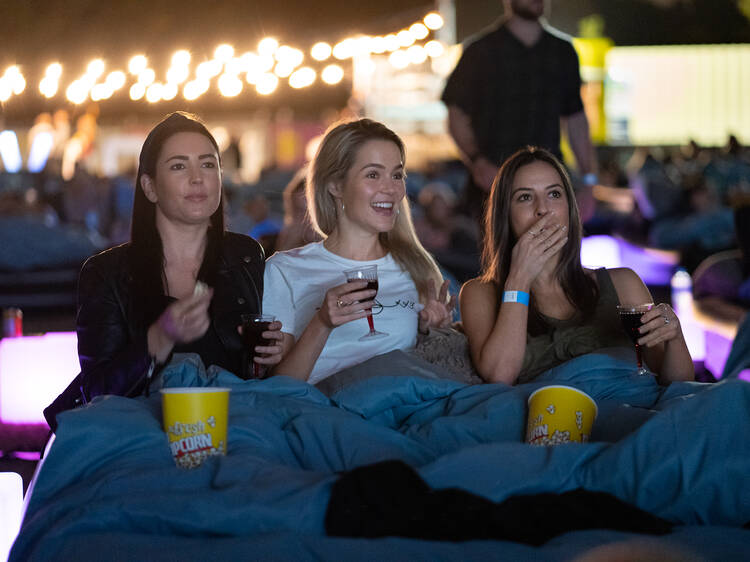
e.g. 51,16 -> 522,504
263,241 -> 420,384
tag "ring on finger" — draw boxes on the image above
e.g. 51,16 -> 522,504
528,230 -> 536,238
336,298 -> 345,308
664,315 -> 670,325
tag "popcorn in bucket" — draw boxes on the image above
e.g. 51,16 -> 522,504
161,387 -> 230,468
526,385 -> 597,446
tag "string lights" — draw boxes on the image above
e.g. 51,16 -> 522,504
0,11 -> 446,106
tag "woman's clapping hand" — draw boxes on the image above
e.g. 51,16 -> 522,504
418,279 -> 456,334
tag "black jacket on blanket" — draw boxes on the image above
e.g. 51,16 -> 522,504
326,460 -> 673,544
44,232 -> 264,431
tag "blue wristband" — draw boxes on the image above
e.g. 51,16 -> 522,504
502,290 -> 529,306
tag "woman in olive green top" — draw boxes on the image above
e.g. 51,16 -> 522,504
460,147 -> 694,385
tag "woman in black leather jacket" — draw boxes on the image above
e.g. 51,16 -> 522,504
45,112 -> 283,430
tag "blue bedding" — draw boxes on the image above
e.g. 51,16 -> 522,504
11,352 -> 750,560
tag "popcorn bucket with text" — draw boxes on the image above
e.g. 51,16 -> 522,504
526,385 -> 597,446
161,387 -> 230,468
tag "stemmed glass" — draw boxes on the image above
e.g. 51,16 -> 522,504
617,303 -> 654,375
343,264 -> 387,340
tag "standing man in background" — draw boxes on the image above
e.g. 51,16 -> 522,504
442,0 -> 597,222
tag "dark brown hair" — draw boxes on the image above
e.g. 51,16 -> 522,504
481,146 -> 598,329
130,112 -> 224,306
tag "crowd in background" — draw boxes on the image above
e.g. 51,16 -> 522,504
1,134 -> 749,312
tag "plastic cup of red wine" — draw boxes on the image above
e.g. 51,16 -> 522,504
342,264 -> 387,340
616,303 -> 654,375
241,313 -> 275,378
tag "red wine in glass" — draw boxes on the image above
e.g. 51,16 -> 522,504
343,265 -> 387,340
241,314 -> 275,378
617,304 -> 653,375
348,279 -> 379,332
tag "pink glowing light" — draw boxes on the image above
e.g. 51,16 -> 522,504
0,472 -> 23,561
0,332 -> 79,424
581,235 -> 679,286
738,369 -> 750,382
704,330 -> 733,380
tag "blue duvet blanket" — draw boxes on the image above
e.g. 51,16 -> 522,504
11,352 -> 750,561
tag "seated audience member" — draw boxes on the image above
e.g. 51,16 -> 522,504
45,112 -> 283,429
263,119 -> 455,384
460,147 -> 694,385
275,165 -> 322,251
245,194 -> 282,257
413,181 -> 480,282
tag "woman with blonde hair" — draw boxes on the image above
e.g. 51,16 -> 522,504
263,119 -> 454,384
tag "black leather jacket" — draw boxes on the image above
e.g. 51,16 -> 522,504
44,232 -> 264,430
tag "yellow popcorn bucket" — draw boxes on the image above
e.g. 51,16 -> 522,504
526,385 -> 597,446
161,387 -> 230,468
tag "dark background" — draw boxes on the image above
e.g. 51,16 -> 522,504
0,0 -> 749,121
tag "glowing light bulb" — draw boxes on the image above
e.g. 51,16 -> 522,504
197,60 -> 222,79
388,50 -> 409,70
370,36 -> 387,54
39,76 -> 58,98
45,63 -> 63,78
162,82 -> 178,100
258,37 -> 279,57
138,68 -> 156,85
171,49 -> 191,67
255,73 -> 278,95
321,64 -> 344,85
407,45 -> 427,65
424,12 -> 444,30
86,59 -> 105,78
397,30 -> 415,48
11,74 -> 25,95
128,55 -> 148,75
90,83 -> 109,101
218,73 -> 242,97
183,80 -> 201,101
276,46 -> 304,67
105,70 -> 126,90
273,62 -> 295,78
289,67 -> 315,89
333,38 -> 356,60
214,44 -> 235,62
409,23 -> 429,40
311,42 -> 332,61
66,80 -> 90,104
129,82 -> 146,100
384,34 -> 400,52
167,66 -> 189,84
425,40 -> 445,58
146,82 -> 164,103
225,57 -> 244,76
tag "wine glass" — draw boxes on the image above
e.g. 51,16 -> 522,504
342,265 -> 387,340
617,303 -> 654,375
241,313 -> 276,378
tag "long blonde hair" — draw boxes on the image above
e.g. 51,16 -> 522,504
307,119 -> 442,301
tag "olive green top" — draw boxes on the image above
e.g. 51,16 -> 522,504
517,268 -> 631,383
